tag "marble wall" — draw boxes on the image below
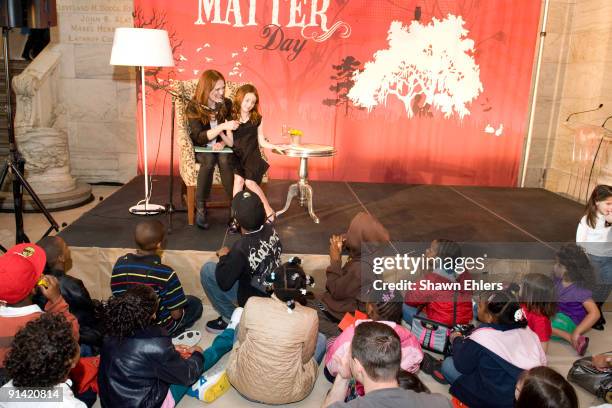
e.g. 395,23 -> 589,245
527,0 -> 612,201
50,0 -> 137,183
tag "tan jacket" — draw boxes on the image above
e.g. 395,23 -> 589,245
226,295 -> 319,404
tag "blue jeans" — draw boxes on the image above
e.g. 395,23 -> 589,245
200,261 -> 238,322
441,357 -> 462,384
402,304 -> 420,325
314,333 -> 327,365
590,254 -> 612,303
167,295 -> 204,336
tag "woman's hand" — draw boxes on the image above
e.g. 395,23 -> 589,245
212,142 -> 225,151
592,354 -> 612,370
222,120 -> 239,131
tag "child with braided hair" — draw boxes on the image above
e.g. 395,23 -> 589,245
226,258 -> 322,405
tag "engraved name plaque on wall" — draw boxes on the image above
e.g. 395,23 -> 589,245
57,0 -> 133,44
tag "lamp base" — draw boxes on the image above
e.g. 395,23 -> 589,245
129,202 -> 166,215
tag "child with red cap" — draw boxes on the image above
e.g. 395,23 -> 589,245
0,243 -> 79,385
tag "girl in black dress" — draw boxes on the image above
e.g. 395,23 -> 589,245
218,84 -> 278,226
187,70 -> 239,229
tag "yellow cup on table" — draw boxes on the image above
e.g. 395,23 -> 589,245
289,128 -> 303,145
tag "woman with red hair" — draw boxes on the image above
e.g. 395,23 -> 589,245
187,70 -> 238,230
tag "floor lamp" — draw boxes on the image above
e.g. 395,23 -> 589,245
110,28 -> 174,215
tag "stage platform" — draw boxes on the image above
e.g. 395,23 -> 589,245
60,175 -> 584,254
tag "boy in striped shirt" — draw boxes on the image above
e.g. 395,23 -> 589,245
111,220 -> 203,336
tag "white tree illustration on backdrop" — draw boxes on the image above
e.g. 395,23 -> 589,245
348,15 -> 483,119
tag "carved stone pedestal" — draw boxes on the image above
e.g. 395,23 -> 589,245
0,49 -> 92,211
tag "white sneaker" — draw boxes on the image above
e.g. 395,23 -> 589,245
187,370 -> 231,402
227,307 -> 243,330
172,330 -> 201,347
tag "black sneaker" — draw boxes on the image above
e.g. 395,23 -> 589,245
205,316 -> 228,334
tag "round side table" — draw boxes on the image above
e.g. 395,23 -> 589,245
273,143 -> 336,223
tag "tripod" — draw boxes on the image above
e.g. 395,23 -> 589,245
0,26 -> 59,249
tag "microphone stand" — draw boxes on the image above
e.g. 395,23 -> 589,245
565,103 -> 603,122
585,116 -> 612,201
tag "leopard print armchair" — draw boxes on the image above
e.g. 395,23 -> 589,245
172,79 -> 268,225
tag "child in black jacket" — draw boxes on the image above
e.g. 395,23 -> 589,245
98,285 -> 236,408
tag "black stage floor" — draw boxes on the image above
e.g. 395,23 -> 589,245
59,176 -> 584,255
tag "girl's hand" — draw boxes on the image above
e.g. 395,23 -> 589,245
333,352 -> 352,379
570,330 -> 581,348
605,211 -> 612,224
449,331 -> 464,342
223,120 -> 239,131
212,142 -> 224,151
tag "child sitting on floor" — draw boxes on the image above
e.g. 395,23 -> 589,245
551,243 -> 600,356
0,244 -> 79,385
308,212 -> 390,337
98,285 -> 238,407
403,239 -> 473,326
325,289 -> 423,385
519,272 -> 557,353
111,220 -> 203,337
226,258 -> 320,405
440,290 -> 546,408
1,314 -> 83,408
36,236 -> 103,356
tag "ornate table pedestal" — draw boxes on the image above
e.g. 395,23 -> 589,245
274,144 -> 336,224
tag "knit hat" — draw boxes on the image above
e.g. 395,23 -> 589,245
0,243 -> 46,304
232,191 -> 266,231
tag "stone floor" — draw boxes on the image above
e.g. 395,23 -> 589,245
1,185 -> 610,407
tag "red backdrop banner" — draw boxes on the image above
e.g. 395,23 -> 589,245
132,0 -> 541,186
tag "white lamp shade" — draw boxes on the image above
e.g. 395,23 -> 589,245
110,28 -> 175,67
